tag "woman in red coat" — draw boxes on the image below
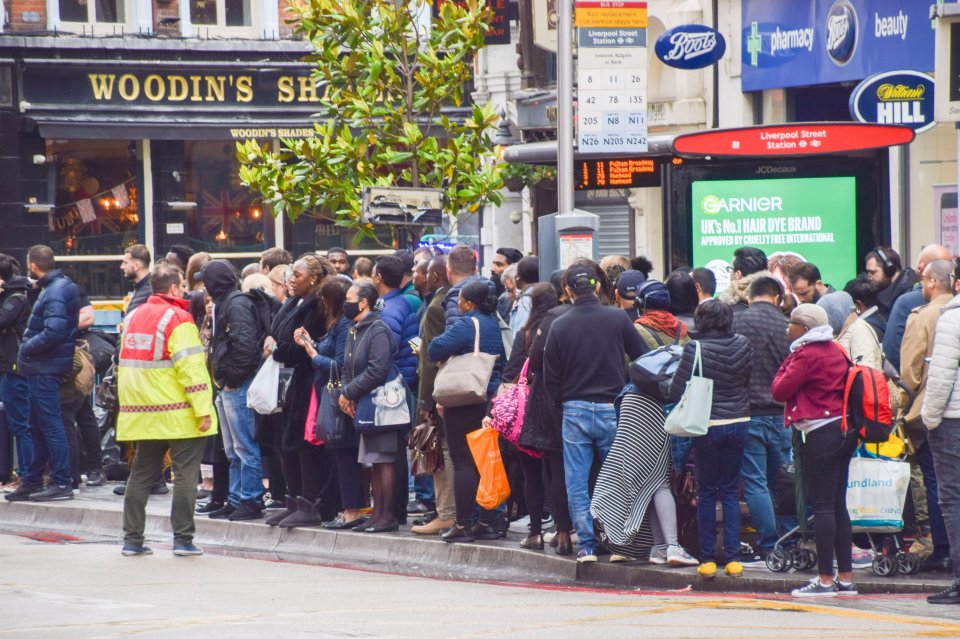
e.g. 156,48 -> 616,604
771,303 -> 856,598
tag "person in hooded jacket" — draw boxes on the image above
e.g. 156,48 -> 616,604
198,259 -> 265,522
0,254 -> 34,489
339,282 -> 403,532
429,279 -> 506,543
669,299 -> 753,578
263,254 -> 340,528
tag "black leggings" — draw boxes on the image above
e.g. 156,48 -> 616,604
518,449 -> 572,535
443,402 -> 494,526
801,423 -> 856,576
75,400 -> 102,473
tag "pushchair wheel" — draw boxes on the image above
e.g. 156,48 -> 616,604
787,547 -> 811,572
766,548 -> 791,572
800,549 -> 818,571
872,554 -> 897,577
897,552 -> 922,575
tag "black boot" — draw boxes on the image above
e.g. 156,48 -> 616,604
265,495 -> 297,527
929,580 -> 960,604
278,497 -> 324,528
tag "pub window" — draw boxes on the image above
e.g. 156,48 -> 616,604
57,0 -> 125,25
180,140 -> 272,252
46,139 -> 140,299
190,0 -> 253,30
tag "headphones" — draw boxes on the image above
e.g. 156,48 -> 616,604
872,247 -> 897,279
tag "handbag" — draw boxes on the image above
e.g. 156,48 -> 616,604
487,358 -> 541,458
408,417 -> 442,476
96,364 -> 119,412
355,368 -> 413,433
663,340 -> 712,438
317,361 -> 347,444
432,316 -> 497,408
303,386 -> 324,445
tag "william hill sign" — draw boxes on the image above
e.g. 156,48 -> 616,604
849,69 -> 936,134
21,62 -> 323,109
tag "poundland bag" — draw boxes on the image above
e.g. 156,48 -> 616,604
846,456 -> 910,530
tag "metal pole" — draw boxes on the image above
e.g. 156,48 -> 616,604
557,0 -> 574,216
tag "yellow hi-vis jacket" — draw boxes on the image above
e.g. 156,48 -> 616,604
116,294 -> 218,441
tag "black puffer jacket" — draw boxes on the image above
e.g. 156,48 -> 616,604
203,260 -> 261,389
0,276 -> 33,374
669,331 -> 753,420
732,301 -> 789,415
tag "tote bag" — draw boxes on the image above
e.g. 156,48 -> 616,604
432,317 -> 497,408
663,340 -> 712,438
846,456 -> 910,530
317,361 -> 347,444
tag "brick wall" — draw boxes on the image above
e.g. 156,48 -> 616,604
152,0 -> 179,35
279,0 -> 298,37
7,0 -> 47,31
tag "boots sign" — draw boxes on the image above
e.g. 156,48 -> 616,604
849,70 -> 936,133
654,24 -> 726,69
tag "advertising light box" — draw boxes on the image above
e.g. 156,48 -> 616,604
691,176 -> 857,290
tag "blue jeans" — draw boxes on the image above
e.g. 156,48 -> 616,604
922,430 -> 954,561
215,379 -> 262,506
741,415 -> 784,552
562,400 -> 617,551
930,420 -> 960,578
692,422 -> 748,563
27,374 -> 71,487
0,373 -> 32,481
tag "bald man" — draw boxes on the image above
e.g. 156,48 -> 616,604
883,244 -> 953,370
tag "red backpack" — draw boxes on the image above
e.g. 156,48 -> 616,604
841,361 -> 893,444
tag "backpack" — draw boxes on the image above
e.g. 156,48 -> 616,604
841,361 -> 893,444
629,325 -> 685,402
486,358 -> 541,458
63,340 -> 96,397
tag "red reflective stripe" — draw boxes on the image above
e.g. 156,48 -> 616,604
119,402 -> 191,413
184,384 -> 208,394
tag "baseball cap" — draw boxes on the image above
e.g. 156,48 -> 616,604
616,270 -> 646,299
566,263 -> 599,294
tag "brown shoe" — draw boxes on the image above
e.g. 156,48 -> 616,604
411,516 -> 454,535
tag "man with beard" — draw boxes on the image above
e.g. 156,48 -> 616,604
491,247 -> 523,297
787,263 -> 831,304
121,244 -> 152,315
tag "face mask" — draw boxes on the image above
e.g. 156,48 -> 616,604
344,301 -> 362,321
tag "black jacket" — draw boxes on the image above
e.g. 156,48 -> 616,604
126,275 -> 152,316
0,276 -> 33,374
342,313 -> 398,402
204,261 -> 261,389
669,331 -> 753,420
518,304 -> 572,452
271,293 -> 326,451
732,301 -> 789,415
543,295 -> 645,406
878,268 -> 918,321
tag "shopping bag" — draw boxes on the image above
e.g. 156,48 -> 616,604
466,426 -> 511,509
303,386 -> 324,446
247,356 -> 282,415
846,456 -> 910,529
663,341 -> 712,437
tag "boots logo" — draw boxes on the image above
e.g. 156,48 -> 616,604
655,25 -> 727,70
826,0 -> 857,66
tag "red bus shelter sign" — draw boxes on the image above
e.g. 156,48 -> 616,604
672,123 -> 915,157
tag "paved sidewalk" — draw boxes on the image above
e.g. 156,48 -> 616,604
0,482 -> 953,595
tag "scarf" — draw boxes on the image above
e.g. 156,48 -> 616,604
789,324 -> 835,352
636,310 -> 688,340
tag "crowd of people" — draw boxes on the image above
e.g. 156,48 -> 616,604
3,239 -> 960,604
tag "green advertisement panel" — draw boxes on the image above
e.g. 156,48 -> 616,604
691,177 -> 857,291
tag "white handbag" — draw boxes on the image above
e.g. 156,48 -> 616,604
372,373 -> 412,427
664,340 -> 713,438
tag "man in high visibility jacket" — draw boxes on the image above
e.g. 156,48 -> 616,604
117,264 -> 217,557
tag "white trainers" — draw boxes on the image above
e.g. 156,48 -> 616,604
648,544 -> 668,565
666,544 -> 699,567
508,516 -> 531,534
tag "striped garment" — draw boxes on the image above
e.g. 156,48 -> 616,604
591,391 -> 667,559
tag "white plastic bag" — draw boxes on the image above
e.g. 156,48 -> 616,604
846,456 -> 910,530
247,356 -> 282,415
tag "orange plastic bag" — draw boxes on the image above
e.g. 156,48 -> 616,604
466,426 -> 511,509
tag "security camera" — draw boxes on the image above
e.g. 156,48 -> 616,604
509,210 -> 522,224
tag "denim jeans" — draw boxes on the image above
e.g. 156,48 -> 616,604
692,422 -> 748,563
740,415 -> 784,552
916,439 -> 950,556
0,373 -> 32,481
928,418 -> 960,579
215,378 -> 262,506
27,374 -> 71,487
562,400 -> 617,551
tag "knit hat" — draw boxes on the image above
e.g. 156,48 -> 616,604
790,303 -> 829,330
636,280 -> 671,310
566,263 -> 599,294
616,270 -> 646,300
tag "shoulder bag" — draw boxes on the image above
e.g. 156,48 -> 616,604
432,317 -> 497,408
408,417 -> 442,476
352,321 -> 413,433
663,340 -> 712,438
317,360 -> 348,444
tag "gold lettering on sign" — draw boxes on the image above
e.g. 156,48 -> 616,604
88,74 -> 116,99
277,76 -> 295,103
118,74 -> 140,100
236,76 -> 253,103
168,76 -> 188,101
205,76 -> 226,102
190,76 -> 203,102
144,74 -> 165,101
298,76 -> 320,102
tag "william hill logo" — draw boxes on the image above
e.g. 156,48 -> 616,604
875,83 -> 926,126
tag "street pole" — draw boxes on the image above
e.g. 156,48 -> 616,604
557,0 -> 574,216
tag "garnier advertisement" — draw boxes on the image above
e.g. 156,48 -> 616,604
691,176 -> 857,291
